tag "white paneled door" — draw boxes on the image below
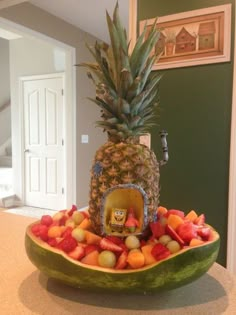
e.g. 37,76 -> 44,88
23,75 -> 65,210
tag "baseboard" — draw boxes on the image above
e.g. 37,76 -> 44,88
0,194 -> 18,208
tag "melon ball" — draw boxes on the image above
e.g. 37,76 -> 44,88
159,234 -> 172,245
98,250 -> 116,268
125,235 -> 140,249
71,227 -> 86,242
72,211 -> 84,225
166,240 -> 181,254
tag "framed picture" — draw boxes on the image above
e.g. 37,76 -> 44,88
139,4 -> 231,70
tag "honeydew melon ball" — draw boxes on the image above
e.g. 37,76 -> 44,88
71,227 -> 86,242
167,240 -> 181,254
98,250 -> 116,268
125,235 -> 140,249
159,234 -> 172,245
72,211 -> 84,225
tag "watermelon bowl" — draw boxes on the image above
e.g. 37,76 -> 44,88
25,206 -> 220,294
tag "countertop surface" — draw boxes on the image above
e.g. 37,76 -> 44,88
0,210 -> 236,315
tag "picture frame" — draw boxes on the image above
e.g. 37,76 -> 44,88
139,4 -> 232,70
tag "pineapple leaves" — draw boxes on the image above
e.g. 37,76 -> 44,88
106,8 -> 133,95
106,11 -> 122,89
130,72 -> 162,115
113,2 -> 128,55
79,3 -> 162,141
130,18 -> 159,78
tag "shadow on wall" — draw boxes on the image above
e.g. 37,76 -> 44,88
0,101 -> 12,167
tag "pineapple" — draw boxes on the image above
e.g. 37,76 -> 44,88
79,4 -> 163,235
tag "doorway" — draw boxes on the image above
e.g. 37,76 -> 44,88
0,17 -> 76,210
21,73 -> 65,210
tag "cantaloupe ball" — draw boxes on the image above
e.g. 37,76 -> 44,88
48,226 -> 62,238
127,249 -> 145,269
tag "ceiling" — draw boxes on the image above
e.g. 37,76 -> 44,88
28,0 -> 130,43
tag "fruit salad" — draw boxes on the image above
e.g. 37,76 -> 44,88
30,205 -> 215,270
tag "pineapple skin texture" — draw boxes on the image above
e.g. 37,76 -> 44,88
89,141 -> 160,235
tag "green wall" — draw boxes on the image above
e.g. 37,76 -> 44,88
138,0 -> 235,266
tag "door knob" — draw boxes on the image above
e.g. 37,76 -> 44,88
24,149 -> 29,153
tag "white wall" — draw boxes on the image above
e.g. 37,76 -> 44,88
10,37 -> 66,76
0,38 -> 10,106
0,37 -> 11,148
0,2 -> 106,207
0,106 -> 11,148
9,36 -> 67,200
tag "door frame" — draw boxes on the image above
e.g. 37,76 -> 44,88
227,3 -> 236,275
20,73 -> 68,208
0,17 -> 76,208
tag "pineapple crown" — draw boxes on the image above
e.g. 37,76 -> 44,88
79,2 -> 162,143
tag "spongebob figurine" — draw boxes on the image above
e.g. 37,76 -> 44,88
110,208 -> 127,233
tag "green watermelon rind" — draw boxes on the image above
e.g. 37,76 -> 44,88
25,226 -> 220,294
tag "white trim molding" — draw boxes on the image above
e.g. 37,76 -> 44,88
227,4 -> 236,275
0,16 -> 77,209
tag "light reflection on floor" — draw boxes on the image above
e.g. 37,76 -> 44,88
4,206 -> 57,218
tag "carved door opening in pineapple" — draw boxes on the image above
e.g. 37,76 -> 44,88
101,184 -> 148,237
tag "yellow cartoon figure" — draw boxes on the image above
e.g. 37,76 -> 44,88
110,208 -> 127,232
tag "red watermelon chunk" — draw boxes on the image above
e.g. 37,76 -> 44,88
197,226 -> 211,240
194,214 -> 205,225
151,243 -> 171,261
165,209 -> 185,219
150,221 -> 165,238
166,224 -> 185,246
58,236 -> 77,253
177,222 -> 197,244
85,244 -> 101,256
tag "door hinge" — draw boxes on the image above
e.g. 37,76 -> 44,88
62,187 -> 64,194
61,89 -> 64,96
62,139 -> 64,146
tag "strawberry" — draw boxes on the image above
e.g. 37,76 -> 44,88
59,216 -> 67,226
150,221 -> 165,238
165,224 -> 185,246
62,226 -> 73,238
31,224 -> 48,241
197,227 -> 211,240
38,225 -> 49,241
68,204 -> 78,216
31,224 -> 42,236
105,235 -> 124,245
85,244 -> 101,256
100,238 -> 123,252
194,214 -> 205,226
68,245 -> 85,260
115,251 -> 128,269
58,236 -> 77,253
118,243 -> 128,252
40,215 -> 53,227
151,243 -> 171,261
47,238 -> 58,247
177,222 -> 197,244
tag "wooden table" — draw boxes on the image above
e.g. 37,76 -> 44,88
0,211 -> 236,315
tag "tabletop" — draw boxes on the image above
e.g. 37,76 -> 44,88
0,210 -> 236,315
